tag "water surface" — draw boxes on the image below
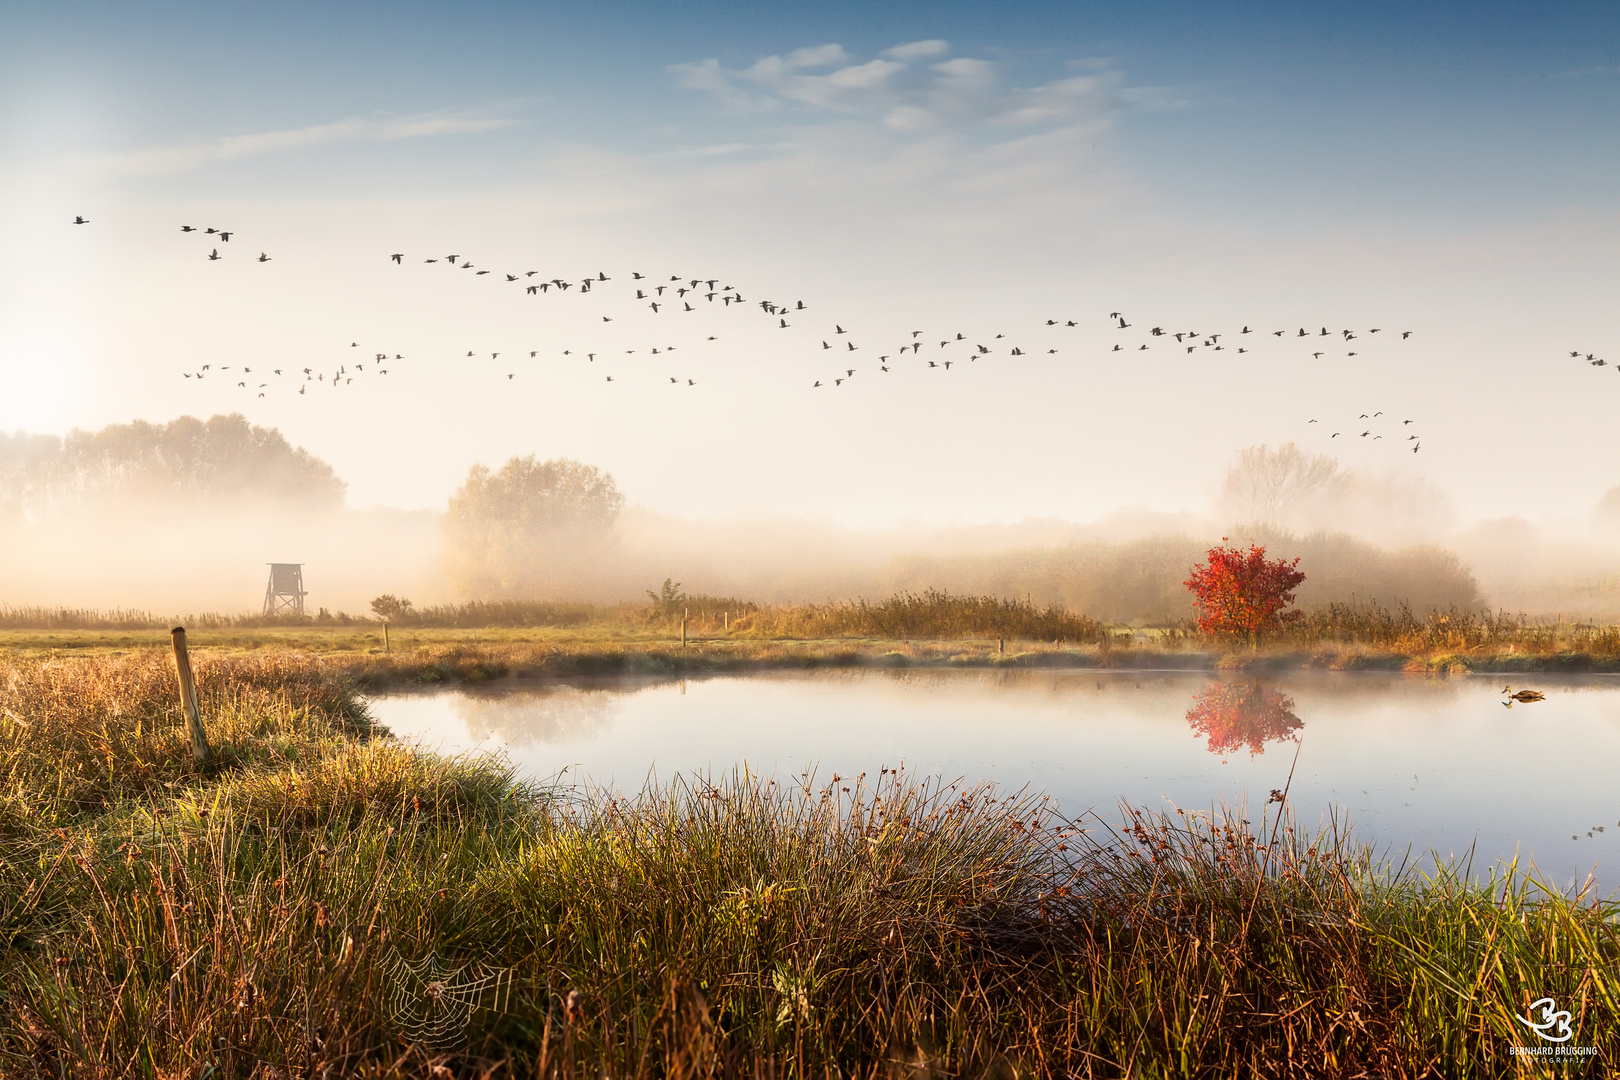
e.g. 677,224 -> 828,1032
367,669 -> 1620,891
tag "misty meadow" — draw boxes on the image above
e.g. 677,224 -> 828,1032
4,413 -> 1620,1075
6,3 -> 1620,1075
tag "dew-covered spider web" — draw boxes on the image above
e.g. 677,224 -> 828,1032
380,949 -> 514,1048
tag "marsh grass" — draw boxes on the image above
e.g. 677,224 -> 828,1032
1277,602 -> 1620,662
12,595 -> 1620,680
727,589 -> 1104,643
2,651 -> 1618,1076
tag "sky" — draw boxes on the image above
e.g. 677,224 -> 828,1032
2,0 -> 1617,527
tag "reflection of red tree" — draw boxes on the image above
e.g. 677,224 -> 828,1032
1185,680 -> 1303,757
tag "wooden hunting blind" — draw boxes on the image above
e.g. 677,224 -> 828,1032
263,563 -> 307,616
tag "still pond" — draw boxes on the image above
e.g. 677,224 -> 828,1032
367,669 -> 1620,892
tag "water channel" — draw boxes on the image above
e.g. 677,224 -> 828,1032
367,669 -> 1620,892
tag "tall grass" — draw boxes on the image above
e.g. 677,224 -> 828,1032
732,588 -> 1104,642
0,605 -> 354,631
1276,601 -> 1620,657
2,651 -> 1617,1075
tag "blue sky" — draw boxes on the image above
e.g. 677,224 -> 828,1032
1,1 -> 1617,525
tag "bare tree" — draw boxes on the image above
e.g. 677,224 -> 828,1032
1220,443 -> 1343,528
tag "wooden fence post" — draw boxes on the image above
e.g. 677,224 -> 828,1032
170,627 -> 212,766
383,622 -> 390,653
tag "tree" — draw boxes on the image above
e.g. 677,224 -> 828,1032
1220,443 -> 1342,529
646,579 -> 688,616
0,414 -> 344,521
1184,539 -> 1306,646
370,594 -> 414,620
445,457 -> 625,598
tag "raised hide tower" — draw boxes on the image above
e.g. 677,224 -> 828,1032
263,563 -> 307,616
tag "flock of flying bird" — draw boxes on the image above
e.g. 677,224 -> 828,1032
64,211 -> 1612,453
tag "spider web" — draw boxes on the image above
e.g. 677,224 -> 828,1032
379,949 -> 514,1048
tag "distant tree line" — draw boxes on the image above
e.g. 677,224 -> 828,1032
0,414 -> 344,522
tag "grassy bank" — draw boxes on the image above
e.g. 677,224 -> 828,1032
5,595 -> 1620,683
1,651 -> 1617,1076
5,626 -> 1620,692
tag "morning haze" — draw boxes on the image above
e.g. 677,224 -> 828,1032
3,3 -> 1619,1073
4,415 -> 1616,620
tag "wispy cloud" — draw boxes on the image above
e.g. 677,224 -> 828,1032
669,40 -> 1145,133
94,108 -> 515,176
1549,64 -> 1620,80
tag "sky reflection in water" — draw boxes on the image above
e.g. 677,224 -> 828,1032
368,670 -> 1620,891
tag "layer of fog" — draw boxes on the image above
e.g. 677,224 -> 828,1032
3,424 -> 1618,621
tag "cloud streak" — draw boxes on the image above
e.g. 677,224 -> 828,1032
95,109 -> 515,176
670,40 -> 1136,134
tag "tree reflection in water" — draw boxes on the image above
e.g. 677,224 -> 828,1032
1185,680 -> 1303,757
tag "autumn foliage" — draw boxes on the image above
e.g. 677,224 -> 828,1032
1184,539 -> 1306,645
1184,680 -> 1304,757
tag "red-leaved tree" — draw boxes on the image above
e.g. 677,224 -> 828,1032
1184,539 -> 1306,647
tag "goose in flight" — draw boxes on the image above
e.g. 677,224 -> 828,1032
73,216 -> 90,225
257,252 -> 271,262
208,249 -> 220,260
391,253 -> 404,264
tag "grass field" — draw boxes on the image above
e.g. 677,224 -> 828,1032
2,619 -> 1617,690
1,648 -> 1618,1076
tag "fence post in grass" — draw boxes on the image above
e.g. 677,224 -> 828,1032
383,622 -> 390,653
170,626 -> 212,766
681,616 -> 688,647
998,638 -> 1005,655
